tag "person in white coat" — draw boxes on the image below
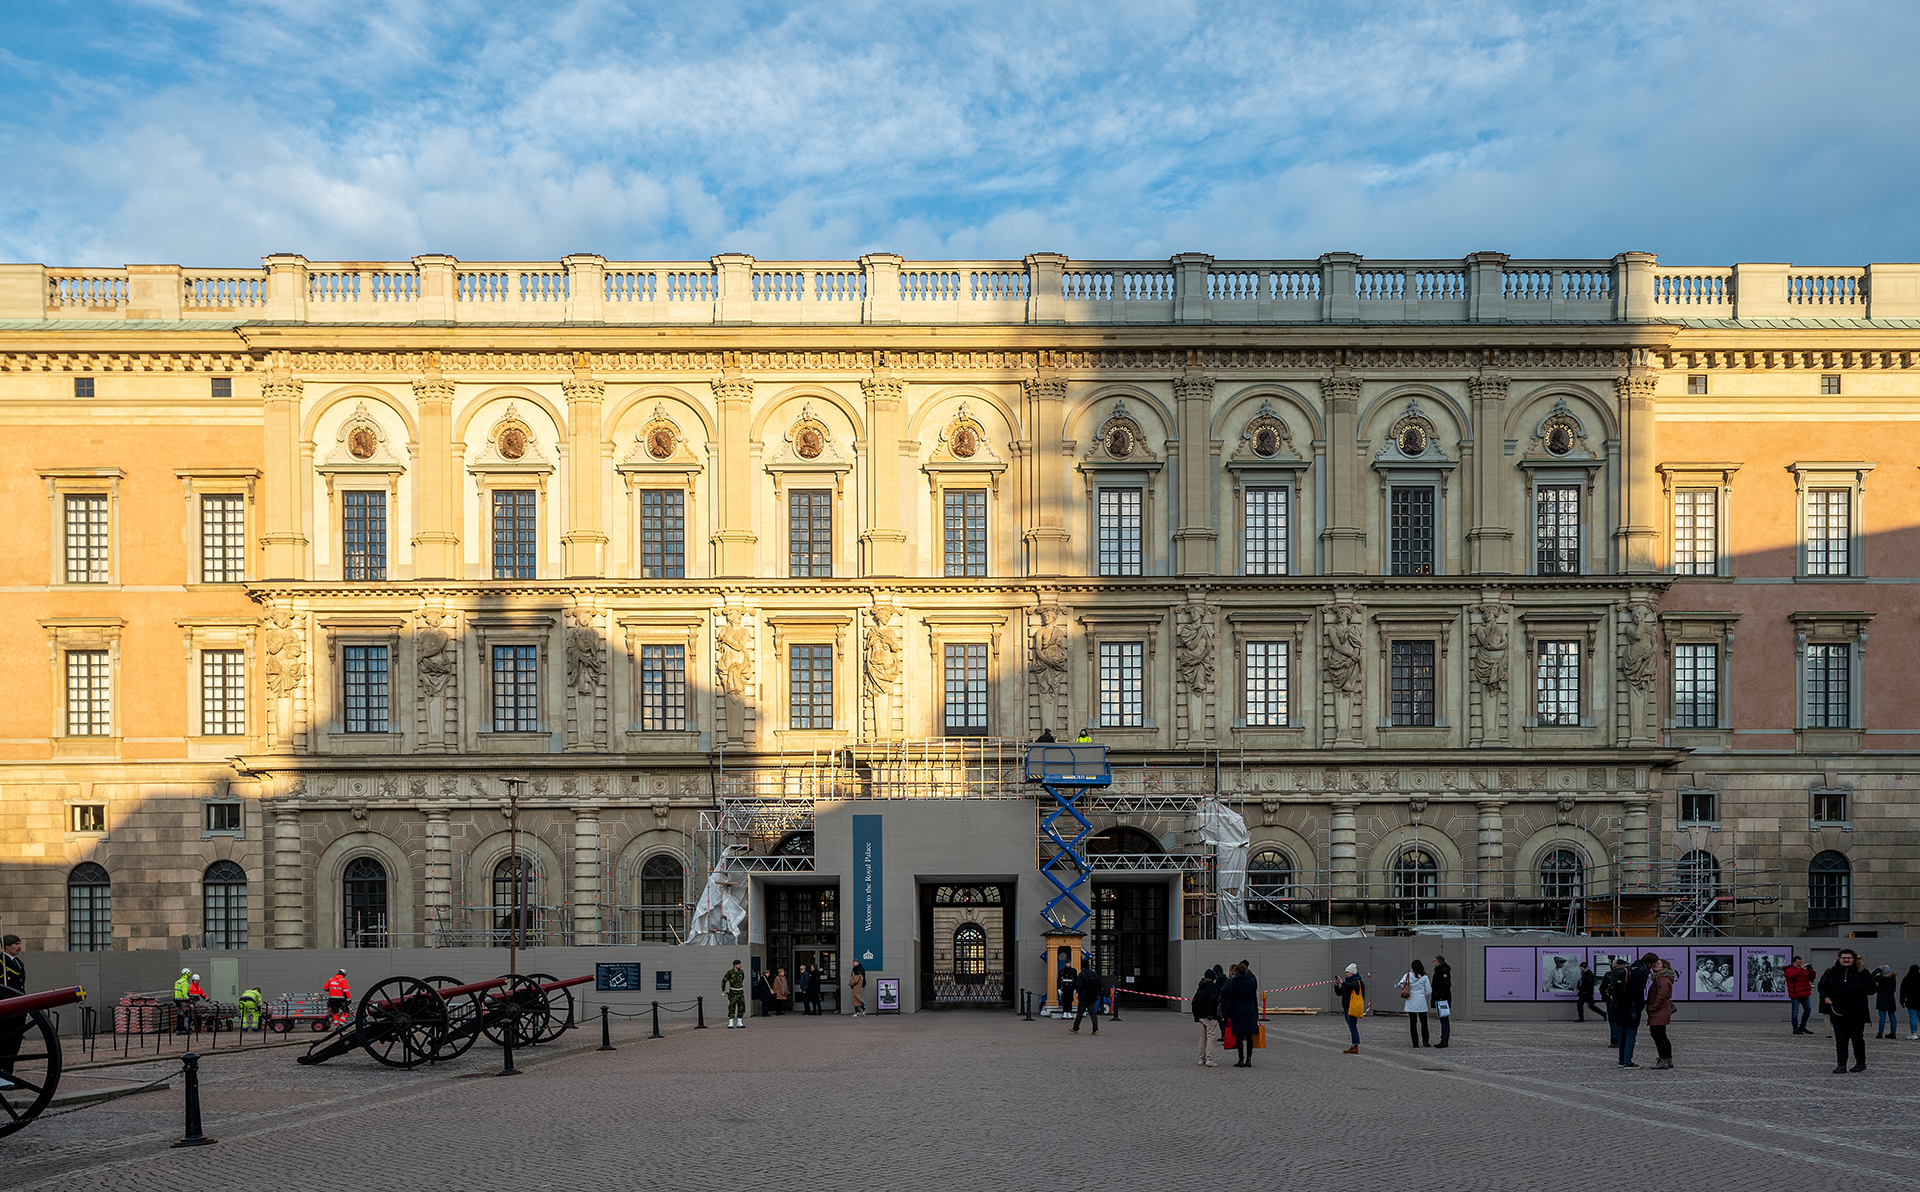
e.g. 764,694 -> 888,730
1401,958 -> 1433,1047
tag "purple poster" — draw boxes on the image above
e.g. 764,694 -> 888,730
1587,948 -> 1636,997
1688,946 -> 1740,1001
1739,946 -> 1793,1001
1485,947 -> 1536,1001
1536,948 -> 1585,1000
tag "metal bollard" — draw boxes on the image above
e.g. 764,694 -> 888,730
1110,990 -> 1121,1022
500,1010 -> 520,1077
598,1005 -> 615,1052
170,1053 -> 216,1147
1023,990 -> 1034,1021
695,996 -> 708,1029
650,1001 -> 663,1039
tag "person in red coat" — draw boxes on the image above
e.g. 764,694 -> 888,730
1646,958 -> 1677,1069
1785,955 -> 1816,1035
325,969 -> 351,1026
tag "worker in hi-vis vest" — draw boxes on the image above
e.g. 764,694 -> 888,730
173,968 -> 193,1034
324,969 -> 351,1026
238,986 -> 263,1030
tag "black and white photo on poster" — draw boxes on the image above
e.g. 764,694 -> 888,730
1538,950 -> 1582,998
1692,950 -> 1737,997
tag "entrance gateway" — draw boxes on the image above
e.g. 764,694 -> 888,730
920,882 -> 1015,1008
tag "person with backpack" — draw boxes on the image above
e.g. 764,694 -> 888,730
1399,958 -> 1432,1047
1191,966 -> 1223,1066
1611,956 -> 1650,1067
1336,963 -> 1365,1054
1431,954 -> 1453,1048
1600,960 -> 1626,1049
1070,963 -> 1106,1035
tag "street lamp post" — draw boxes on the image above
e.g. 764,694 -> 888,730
502,777 -> 526,975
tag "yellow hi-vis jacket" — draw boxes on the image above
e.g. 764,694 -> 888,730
174,973 -> 192,999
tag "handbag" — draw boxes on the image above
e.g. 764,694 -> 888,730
1222,1023 -> 1237,1048
1436,999 -> 1451,1018
1346,990 -> 1365,1018
1251,1025 -> 1266,1049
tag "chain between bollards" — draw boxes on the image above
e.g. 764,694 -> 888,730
695,995 -> 708,1029
170,1052 -> 215,1147
598,1004 -> 615,1051
650,1001 -> 663,1038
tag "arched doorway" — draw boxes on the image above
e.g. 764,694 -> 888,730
640,854 -> 686,942
342,856 -> 389,948
920,883 -> 1013,1008
203,860 -> 248,950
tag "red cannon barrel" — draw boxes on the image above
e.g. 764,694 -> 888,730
426,976 -> 510,1001
0,985 -> 85,1017
537,975 -> 593,994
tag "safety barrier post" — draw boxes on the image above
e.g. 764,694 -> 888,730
500,1012 -> 520,1077
170,1053 -> 216,1147
1024,990 -> 1034,1020
599,1005 -> 615,1051
695,996 -> 708,1029
1109,990 -> 1120,1022
650,1001 -> 663,1038
1261,992 -> 1268,1022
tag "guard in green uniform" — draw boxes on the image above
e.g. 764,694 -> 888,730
173,968 -> 193,1034
238,986 -> 263,1031
723,959 -> 747,1028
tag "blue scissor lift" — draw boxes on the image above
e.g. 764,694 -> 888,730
1023,744 -> 1113,932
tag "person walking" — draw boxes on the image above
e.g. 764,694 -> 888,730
1191,966 -> 1223,1066
1819,948 -> 1875,1073
1432,954 -> 1454,1048
1224,962 -> 1260,1067
1056,958 -> 1077,1019
1786,955 -> 1816,1035
1900,965 -> 1920,1040
1400,958 -> 1433,1048
1646,956 -> 1676,1070
1576,962 -> 1601,1022
0,934 -> 26,1090
772,968 -> 790,1015
848,962 -> 867,1017
1070,963 -> 1106,1035
722,958 -> 748,1028
1874,965 -> 1898,1038
1337,963 -> 1365,1054
324,968 -> 351,1029
1612,956 -> 1650,1067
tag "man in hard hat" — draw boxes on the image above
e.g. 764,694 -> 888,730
173,968 -> 194,1034
1075,726 -> 1093,743
324,969 -> 351,1027
238,985 -> 264,1032
188,973 -> 207,1000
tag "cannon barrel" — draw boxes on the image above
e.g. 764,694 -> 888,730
371,975 -> 507,1010
0,985 -> 85,1016
538,975 -> 593,994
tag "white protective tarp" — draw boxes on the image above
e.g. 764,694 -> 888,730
1227,922 -> 1370,940
686,844 -> 748,945
1199,798 -> 1254,939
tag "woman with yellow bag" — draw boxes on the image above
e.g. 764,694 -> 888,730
1337,963 -> 1366,1054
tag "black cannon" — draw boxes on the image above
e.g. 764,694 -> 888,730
297,973 -> 590,1069
0,984 -> 86,1139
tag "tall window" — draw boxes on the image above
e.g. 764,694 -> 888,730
1244,487 -> 1289,575
943,642 -> 989,736
1805,489 -> 1850,575
1097,641 -> 1144,728
65,649 -> 111,735
341,490 -> 387,581
640,855 -> 686,942
1389,641 -> 1435,726
1535,484 -> 1581,574
342,856 -> 388,948
67,862 -> 112,951
789,644 -> 833,729
1247,849 -> 1293,923
1388,486 -> 1434,575
1808,851 -> 1851,928
1097,487 -> 1143,576
1538,849 -> 1584,902
1243,641 -> 1289,727
491,489 -> 536,579
789,489 -> 833,577
953,923 -> 988,981
1805,643 -> 1851,729
342,645 -> 390,733
1393,849 -> 1439,913
943,490 -> 987,576
1535,640 -> 1580,726
200,649 -> 246,735
64,493 -> 110,583
1672,488 -> 1717,575
640,489 -> 686,578
1678,849 -> 1720,899
200,494 -> 246,582
492,855 -> 535,943
1671,643 -> 1719,729
203,860 -> 248,949
639,644 -> 687,731
491,644 -> 539,731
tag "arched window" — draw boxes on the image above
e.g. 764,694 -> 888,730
1809,850 -> 1851,928
1678,849 -> 1721,895
1538,849 -> 1584,901
342,856 -> 388,949
1247,849 -> 1293,924
203,860 -> 248,950
492,855 -> 535,943
640,854 -> 686,942
773,831 -> 814,859
1392,848 -> 1440,914
1085,827 -> 1162,856
67,862 -> 111,952
953,923 -> 988,983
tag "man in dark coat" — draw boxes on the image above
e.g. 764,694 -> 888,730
1191,966 -> 1222,1066
1820,948 -> 1876,1072
1611,957 -> 1650,1067
1576,961 -> 1601,1022
1431,954 -> 1454,1048
806,965 -> 824,1015
1056,959 -> 1077,1018
0,935 -> 24,1088
1070,964 -> 1106,1034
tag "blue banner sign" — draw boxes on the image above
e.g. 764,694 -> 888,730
853,814 -> 884,970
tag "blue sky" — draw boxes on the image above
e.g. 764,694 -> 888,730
2,1 -> 1916,268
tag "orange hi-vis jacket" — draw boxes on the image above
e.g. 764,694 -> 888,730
188,981 -> 207,998
325,974 -> 350,998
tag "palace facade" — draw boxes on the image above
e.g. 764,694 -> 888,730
1,251 -> 1915,998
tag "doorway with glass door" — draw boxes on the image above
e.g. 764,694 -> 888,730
919,882 -> 1015,1008
767,884 -> 840,1013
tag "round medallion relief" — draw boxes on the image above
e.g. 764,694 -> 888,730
498,426 -> 527,460
1252,425 -> 1280,457
1397,424 -> 1428,456
1546,424 -> 1575,456
1106,425 -> 1134,458
647,426 -> 676,459
347,427 -> 378,460
950,426 -> 979,459
795,426 -> 824,459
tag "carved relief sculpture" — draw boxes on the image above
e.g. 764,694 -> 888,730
415,609 -> 457,698
1620,603 -> 1658,691
1469,602 -> 1509,692
862,604 -> 904,699
265,609 -> 306,696
1174,603 -> 1217,693
715,608 -> 754,698
1030,605 -> 1070,696
1322,603 -> 1365,741
565,607 -> 604,695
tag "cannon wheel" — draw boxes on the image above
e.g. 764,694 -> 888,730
524,973 -> 573,1043
482,975 -> 548,1050
420,975 -> 483,1062
354,976 -> 447,1070
0,1007 -> 61,1139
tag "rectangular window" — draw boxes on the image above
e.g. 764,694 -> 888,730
1671,643 -> 1719,729
1687,374 -> 1708,395
64,494 -> 110,583
342,645 -> 390,733
65,650 -> 111,735
789,490 -> 833,578
1813,789 -> 1848,823
1805,643 -> 1851,729
943,490 -> 988,577
1097,487 -> 1143,576
1243,641 -> 1289,727
1535,640 -> 1581,726
1389,640 -> 1436,726
640,490 -> 686,578
341,490 -> 387,581
1243,487 -> 1289,575
1820,374 -> 1841,395
67,877 -> 110,951
1680,790 -> 1717,824
206,802 -> 242,832
491,644 -> 540,732
942,642 -> 989,735
1535,484 -> 1581,575
200,494 -> 246,582
491,489 -> 537,579
789,644 -> 834,729
211,376 -> 232,398
1804,489 -> 1850,576
639,644 -> 687,732
74,376 -> 95,398
1097,641 -> 1144,728
200,649 -> 246,736
72,804 -> 106,832
1388,486 -> 1434,575
1671,488 -> 1717,576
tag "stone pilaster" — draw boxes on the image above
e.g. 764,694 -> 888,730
562,363 -> 609,576
1466,372 -> 1512,574
711,368 -> 757,577
1476,800 -> 1507,898
1022,373 -> 1071,575
409,368 -> 460,578
260,372 -> 308,580
1330,800 -> 1359,899
1320,373 -> 1365,574
1615,370 -> 1658,573
1172,372 -> 1218,574
1622,798 -> 1651,885
860,371 -> 908,575
424,803 -> 452,944
272,804 -> 305,949
573,807 -> 601,945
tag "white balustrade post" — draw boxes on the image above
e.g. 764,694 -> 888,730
713,253 -> 755,324
1465,251 -> 1507,323
1321,252 -> 1360,322
0,264 -> 48,318
414,254 -> 457,322
261,254 -> 310,322
1730,262 -> 1791,319
1170,252 -> 1212,323
565,253 -> 606,323
1613,252 -> 1656,321
1025,253 -> 1066,324
861,253 -> 902,324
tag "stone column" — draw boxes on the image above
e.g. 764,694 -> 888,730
573,807 -> 602,946
1476,800 -> 1507,900
1172,372 -> 1217,574
261,373 -> 308,580
860,371 -> 908,575
1615,371 -> 1658,573
410,368 -> 460,578
423,804 -> 452,945
711,368 -> 757,577
562,362 -> 609,577
272,804 -> 305,949
1466,373 -> 1512,574
1320,374 -> 1365,573
1330,800 -> 1359,899
1022,373 -> 1071,575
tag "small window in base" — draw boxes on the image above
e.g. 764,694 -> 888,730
74,377 -> 95,398
73,804 -> 106,832
1679,789 -> 1717,825
206,802 -> 243,832
1812,788 -> 1848,824
211,376 -> 233,398
1820,375 -> 1841,395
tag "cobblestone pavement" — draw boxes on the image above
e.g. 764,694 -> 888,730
8,1011 -> 1918,1191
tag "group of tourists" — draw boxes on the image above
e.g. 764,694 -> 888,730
1188,961 -> 1262,1066
735,958 -> 859,1023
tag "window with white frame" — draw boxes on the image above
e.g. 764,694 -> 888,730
1534,640 -> 1580,726
1243,486 -> 1289,575
1804,489 -> 1850,576
200,494 -> 246,583
1097,487 -> 1143,576
342,645 -> 390,733
639,644 -> 687,732
1388,486 -> 1434,575
491,644 -> 540,731
341,490 -> 388,581
1671,488 -> 1717,575
640,490 -> 686,578
1243,641 -> 1289,726
943,490 -> 987,577
1804,643 -> 1851,729
65,650 -> 111,735
200,649 -> 246,735
491,489 -> 536,579
943,642 -> 989,735
789,490 -> 833,578
1670,643 -> 1718,729
1097,641 -> 1144,727
1535,484 -> 1581,575
788,644 -> 833,729
65,494 -> 110,583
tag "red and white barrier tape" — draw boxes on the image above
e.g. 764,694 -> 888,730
1109,975 -> 1361,1004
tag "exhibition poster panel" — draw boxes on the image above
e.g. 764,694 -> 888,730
1485,947 -> 1536,1001
1739,945 -> 1793,1000
1536,947 -> 1586,1000
1688,946 -> 1740,1001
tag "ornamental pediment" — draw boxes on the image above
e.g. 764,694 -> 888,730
318,401 -> 406,473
